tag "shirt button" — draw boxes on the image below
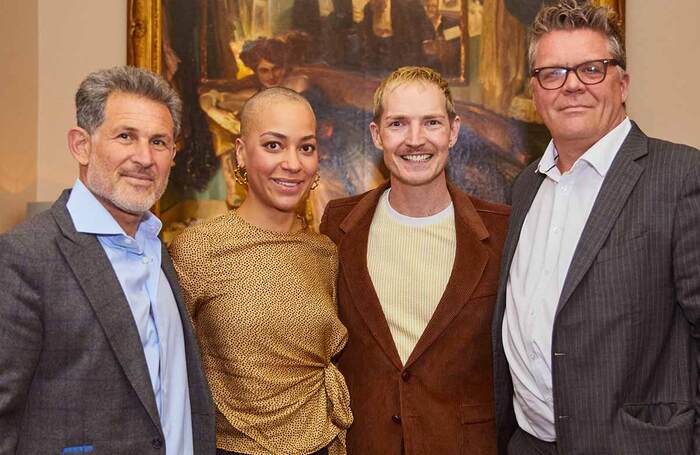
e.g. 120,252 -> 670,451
561,185 -> 569,192
529,352 -> 537,360
392,414 -> 402,423
553,226 -> 561,234
151,437 -> 163,449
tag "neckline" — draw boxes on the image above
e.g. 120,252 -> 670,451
230,210 -> 308,237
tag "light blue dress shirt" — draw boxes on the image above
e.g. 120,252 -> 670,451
67,179 -> 193,454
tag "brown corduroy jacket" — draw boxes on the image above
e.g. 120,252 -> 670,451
320,181 -> 509,454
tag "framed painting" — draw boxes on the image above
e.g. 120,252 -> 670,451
127,0 -> 624,241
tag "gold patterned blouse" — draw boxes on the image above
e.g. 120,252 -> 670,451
169,210 -> 352,455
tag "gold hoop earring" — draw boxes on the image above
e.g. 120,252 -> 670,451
310,173 -> 320,190
233,164 -> 248,186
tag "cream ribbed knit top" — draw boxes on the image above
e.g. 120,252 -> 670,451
367,190 -> 457,365
169,210 -> 352,455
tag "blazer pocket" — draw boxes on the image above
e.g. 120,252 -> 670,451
469,281 -> 499,300
460,402 -> 497,455
460,402 -> 495,424
595,233 -> 648,263
622,401 -> 693,427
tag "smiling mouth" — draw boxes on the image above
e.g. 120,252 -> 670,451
560,105 -> 591,111
272,178 -> 304,189
401,154 -> 432,162
122,173 -> 155,185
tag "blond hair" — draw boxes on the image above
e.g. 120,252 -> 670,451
372,66 -> 456,124
528,0 -> 625,71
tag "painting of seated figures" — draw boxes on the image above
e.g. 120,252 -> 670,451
127,0 -> 624,240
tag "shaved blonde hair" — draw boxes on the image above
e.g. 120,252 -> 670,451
372,66 -> 456,124
239,87 -> 313,137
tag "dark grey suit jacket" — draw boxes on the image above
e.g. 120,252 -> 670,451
493,123 -> 700,454
0,190 -> 216,454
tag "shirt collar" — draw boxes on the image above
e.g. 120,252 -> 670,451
537,117 -> 632,178
66,179 -> 162,238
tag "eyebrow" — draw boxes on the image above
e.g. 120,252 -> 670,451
384,113 -> 447,121
113,126 -> 172,139
260,131 -> 317,141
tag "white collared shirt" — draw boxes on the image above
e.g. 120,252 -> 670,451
502,117 -> 632,441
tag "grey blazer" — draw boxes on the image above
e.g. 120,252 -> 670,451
492,123 -> 700,454
0,190 -> 216,454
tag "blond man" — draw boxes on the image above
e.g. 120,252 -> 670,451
321,66 -> 508,454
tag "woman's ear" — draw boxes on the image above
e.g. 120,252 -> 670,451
234,137 -> 247,168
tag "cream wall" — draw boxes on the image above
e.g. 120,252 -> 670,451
0,0 -> 38,233
0,0 -> 125,233
626,0 -> 700,149
37,0 -> 127,201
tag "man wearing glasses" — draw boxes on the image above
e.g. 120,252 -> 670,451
493,1 -> 700,454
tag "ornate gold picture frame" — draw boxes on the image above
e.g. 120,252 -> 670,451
128,0 -> 624,240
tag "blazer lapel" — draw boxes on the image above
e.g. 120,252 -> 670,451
52,193 -> 162,431
339,182 -> 403,371
161,247 -> 212,416
493,167 -> 545,341
405,185 -> 491,369
555,124 -> 648,317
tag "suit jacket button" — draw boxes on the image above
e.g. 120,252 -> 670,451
401,370 -> 410,381
392,414 -> 402,423
151,437 -> 163,449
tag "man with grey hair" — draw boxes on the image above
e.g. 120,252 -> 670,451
0,66 -> 215,454
492,1 -> 700,454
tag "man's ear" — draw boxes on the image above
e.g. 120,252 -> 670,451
449,115 -> 461,147
619,71 -> 630,104
67,127 -> 91,165
369,122 -> 383,150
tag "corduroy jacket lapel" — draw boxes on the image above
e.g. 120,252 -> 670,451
338,181 -> 495,371
338,181 -> 403,370
404,183 -> 491,369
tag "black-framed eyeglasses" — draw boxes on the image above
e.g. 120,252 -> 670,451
531,59 -> 621,90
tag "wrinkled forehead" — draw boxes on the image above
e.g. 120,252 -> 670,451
533,29 -> 613,66
380,80 -> 447,114
101,92 -> 174,135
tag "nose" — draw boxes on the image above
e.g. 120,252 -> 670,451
562,69 -> 585,93
281,149 -> 301,172
406,123 -> 426,148
131,139 -> 155,167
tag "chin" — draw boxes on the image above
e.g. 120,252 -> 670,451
269,198 -> 305,214
393,170 -> 441,187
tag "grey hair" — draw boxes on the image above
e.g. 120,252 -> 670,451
75,65 -> 182,137
528,0 -> 626,72
239,87 -> 314,137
